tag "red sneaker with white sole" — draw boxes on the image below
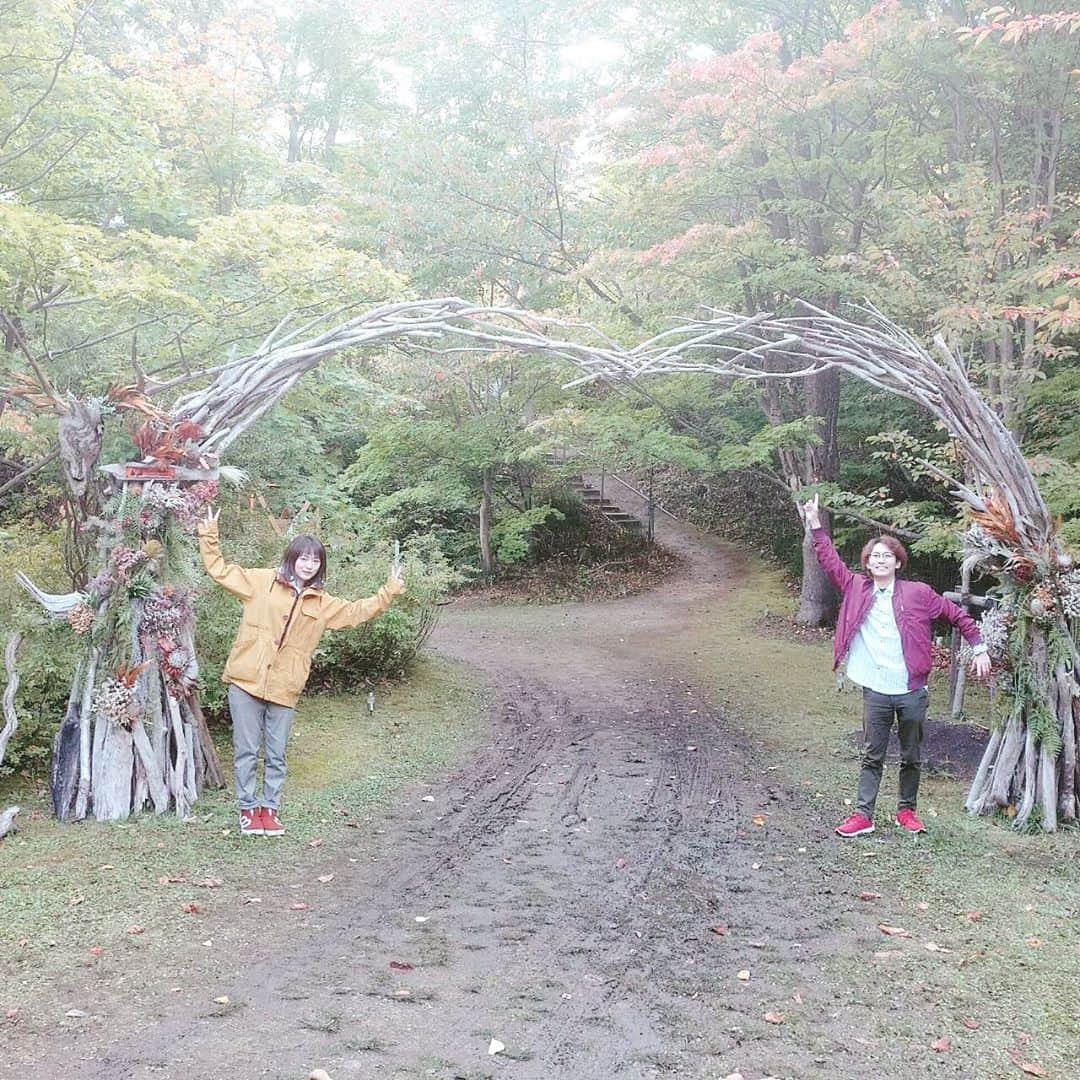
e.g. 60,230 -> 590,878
260,807 -> 285,837
835,812 -> 875,838
239,808 -> 263,836
896,808 -> 926,834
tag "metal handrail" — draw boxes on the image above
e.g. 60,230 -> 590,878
600,470 -> 679,521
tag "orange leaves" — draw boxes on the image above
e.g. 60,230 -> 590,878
877,924 -> 913,938
105,384 -> 171,423
971,493 -> 1022,547
129,417 -> 206,465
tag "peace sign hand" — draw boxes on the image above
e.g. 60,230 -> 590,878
390,540 -> 405,588
799,493 -> 822,530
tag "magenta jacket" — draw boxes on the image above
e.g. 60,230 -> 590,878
811,528 -> 982,691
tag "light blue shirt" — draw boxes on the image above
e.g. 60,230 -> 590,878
845,581 -> 910,694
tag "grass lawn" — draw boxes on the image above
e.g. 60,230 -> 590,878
679,558 -> 1080,1078
0,656 -> 486,1007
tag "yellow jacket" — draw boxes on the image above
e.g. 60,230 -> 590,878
198,521 -> 406,707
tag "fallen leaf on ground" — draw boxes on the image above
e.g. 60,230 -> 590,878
764,1011 -> 784,1024
488,1039 -> 505,1056
421,795 -> 435,802
390,988 -> 411,1000
181,903 -> 200,915
213,996 -> 229,1005
721,1074 -> 745,1080
961,1018 -> 981,1030
308,839 -> 323,847
736,969 -> 751,981
126,925 -> 145,935
290,902 -> 309,912
65,1009 -> 88,1018
1008,1052 -> 1048,1077
923,942 -> 952,953
965,910 -> 983,921
930,1036 -> 950,1052
916,901 -> 930,911
157,875 -> 185,885
317,874 -> 334,884
309,1070 -> 333,1080
5,1008 -> 19,1019
792,991 -> 803,1004
710,924 -> 729,937
242,897 -> 261,905
194,877 -> 223,889
958,951 -> 984,967
858,891 -> 881,901
389,961 -> 414,971
751,862 -> 761,870
69,895 -> 85,906
1025,937 -> 1044,948
614,857 -> 627,870
872,950 -> 905,961
751,814 -> 766,826
878,925 -> 912,937
88,946 -> 104,958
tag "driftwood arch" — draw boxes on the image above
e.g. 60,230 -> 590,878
10,298 -> 1078,830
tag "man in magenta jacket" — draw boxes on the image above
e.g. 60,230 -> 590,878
801,495 -> 992,836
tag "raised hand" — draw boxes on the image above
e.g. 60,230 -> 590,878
202,506 -> 220,526
390,539 -> 405,588
800,492 -> 822,530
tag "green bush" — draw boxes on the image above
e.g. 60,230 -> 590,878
0,525 -> 84,778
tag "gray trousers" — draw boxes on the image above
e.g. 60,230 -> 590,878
856,687 -> 928,818
227,684 -> 295,811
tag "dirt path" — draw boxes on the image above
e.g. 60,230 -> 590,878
8,519 -> 925,1080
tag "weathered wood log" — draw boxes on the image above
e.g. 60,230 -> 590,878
0,805 -> 20,840
0,633 -> 22,768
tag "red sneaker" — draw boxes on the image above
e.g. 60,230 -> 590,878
896,808 -> 926,834
835,812 -> 875,838
239,808 -> 263,836
260,807 -> 285,837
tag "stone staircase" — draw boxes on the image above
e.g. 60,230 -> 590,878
567,476 -> 645,535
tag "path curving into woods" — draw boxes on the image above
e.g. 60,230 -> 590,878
6,515 -> 944,1080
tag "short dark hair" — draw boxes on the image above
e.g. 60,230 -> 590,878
860,535 -> 908,570
281,534 -> 326,587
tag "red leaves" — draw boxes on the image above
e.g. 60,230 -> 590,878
930,1036 -> 950,1053
709,924 -> 729,937
181,902 -> 200,915
857,890 -> 881,901
289,902 -> 309,912
1008,1051 -> 1048,1077
389,961 -> 414,972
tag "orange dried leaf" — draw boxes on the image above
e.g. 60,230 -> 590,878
878,924 -> 912,937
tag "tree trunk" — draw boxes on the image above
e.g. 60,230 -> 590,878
479,468 -> 494,579
795,367 -> 841,626
796,512 -> 837,626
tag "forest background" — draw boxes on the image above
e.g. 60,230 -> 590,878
1,0 -> 1078,778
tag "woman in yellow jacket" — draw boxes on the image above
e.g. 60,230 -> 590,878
198,508 -> 406,836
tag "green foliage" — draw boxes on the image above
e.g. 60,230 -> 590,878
0,525 -> 83,777
491,506 -> 565,565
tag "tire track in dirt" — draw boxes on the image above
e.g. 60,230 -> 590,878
22,519 -> 914,1080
